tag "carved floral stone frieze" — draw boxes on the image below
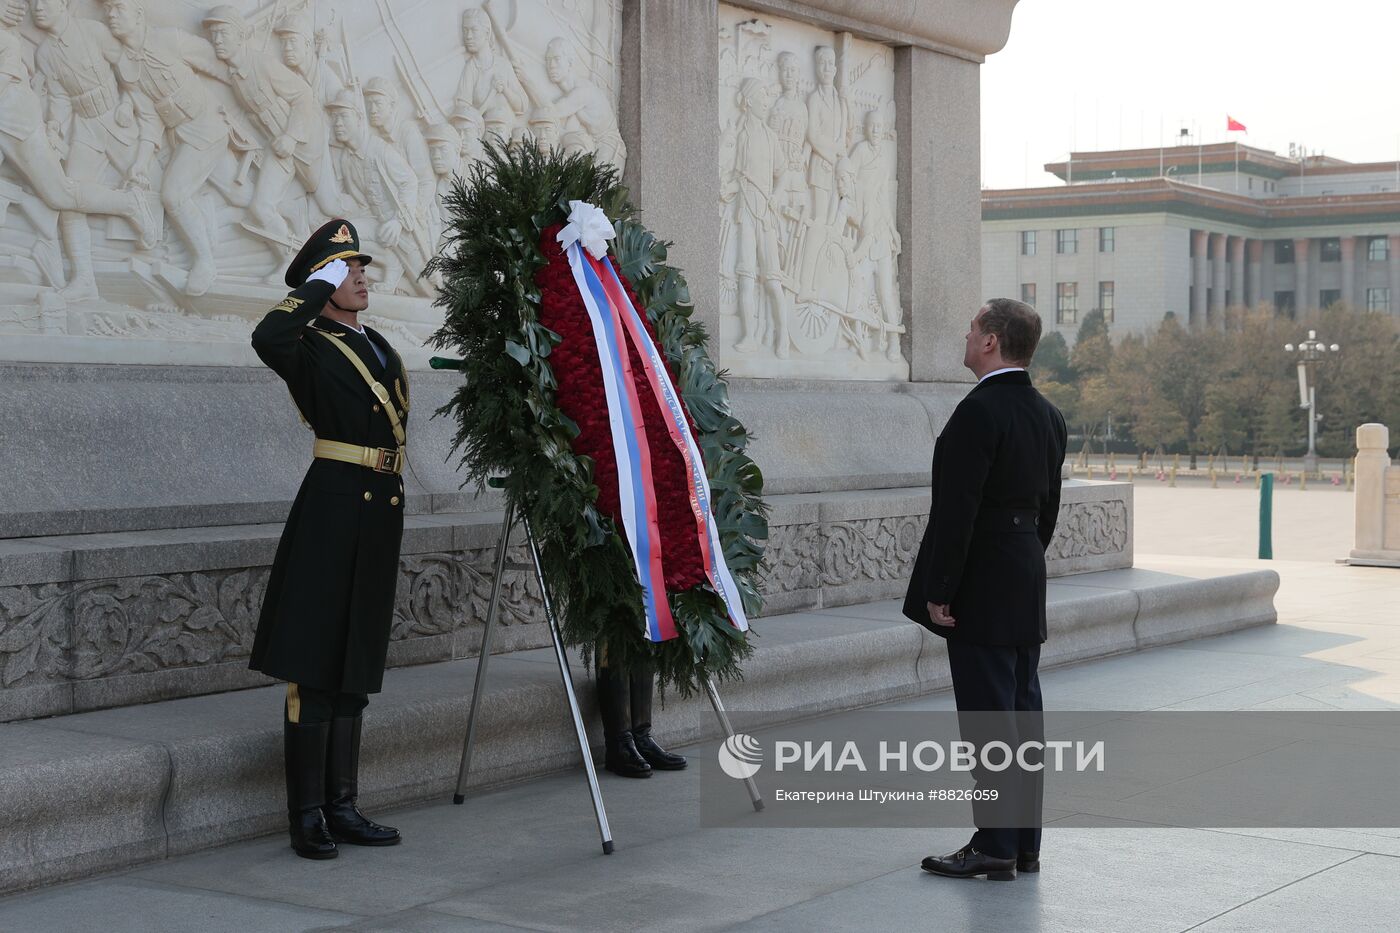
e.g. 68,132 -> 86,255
0,497 -> 1128,705
1045,500 -> 1130,562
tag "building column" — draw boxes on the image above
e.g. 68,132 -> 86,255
1251,238 -> 1267,308
620,1 -> 721,335
1191,229 -> 1209,324
1294,237 -> 1311,313
1230,236 -> 1246,309
896,45 -> 981,381
1388,235 -> 1400,312
1340,235 -> 1357,308
1209,232 -> 1227,322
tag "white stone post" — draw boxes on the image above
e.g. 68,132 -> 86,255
1351,423 -> 1391,560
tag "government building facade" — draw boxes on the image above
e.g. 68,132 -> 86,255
982,143 -> 1400,340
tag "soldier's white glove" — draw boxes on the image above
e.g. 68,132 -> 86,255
307,258 -> 349,288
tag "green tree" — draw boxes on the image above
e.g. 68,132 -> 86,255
1299,305 -> 1400,457
1144,314 -> 1217,467
1031,330 -> 1072,383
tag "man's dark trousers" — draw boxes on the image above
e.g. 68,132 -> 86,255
946,640 -> 1044,859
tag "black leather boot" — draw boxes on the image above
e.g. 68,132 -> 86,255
598,665 -> 651,778
630,672 -> 686,770
285,720 -> 337,859
325,715 -> 401,846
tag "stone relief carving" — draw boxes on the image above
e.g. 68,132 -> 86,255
718,4 -> 907,381
759,516 -> 923,596
0,496 -> 1129,714
0,544 -> 543,695
1045,500 -> 1130,562
0,0 -> 623,367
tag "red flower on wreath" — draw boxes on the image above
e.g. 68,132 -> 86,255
536,226 -> 706,591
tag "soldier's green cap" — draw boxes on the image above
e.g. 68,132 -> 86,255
285,218 -> 373,288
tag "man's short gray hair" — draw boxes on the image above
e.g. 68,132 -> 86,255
978,298 -> 1042,366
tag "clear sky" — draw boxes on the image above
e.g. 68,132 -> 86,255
980,0 -> 1400,190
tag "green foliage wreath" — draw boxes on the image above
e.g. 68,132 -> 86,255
428,144 -> 766,693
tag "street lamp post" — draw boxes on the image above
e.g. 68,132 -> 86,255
1283,330 -> 1340,475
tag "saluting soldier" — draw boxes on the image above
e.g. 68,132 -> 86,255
250,219 -> 410,860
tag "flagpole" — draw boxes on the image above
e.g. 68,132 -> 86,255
1197,120 -> 1202,185
1159,114 -> 1164,177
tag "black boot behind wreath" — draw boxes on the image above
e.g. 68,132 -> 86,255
630,672 -> 687,770
324,715 -> 402,846
598,665 -> 651,778
285,720 -> 337,859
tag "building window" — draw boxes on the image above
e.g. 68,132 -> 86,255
1020,230 -> 1036,256
1021,283 -> 1036,307
1056,282 -> 1078,324
1248,177 -> 1254,191
1274,240 -> 1294,264
1099,227 -> 1115,253
1319,238 -> 1341,262
1368,288 -> 1391,312
1098,281 -> 1115,322
1056,229 -> 1077,254
1369,237 -> 1389,262
1274,291 -> 1296,316
1320,289 -> 1342,308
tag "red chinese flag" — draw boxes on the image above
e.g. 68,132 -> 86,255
1227,116 -> 1247,132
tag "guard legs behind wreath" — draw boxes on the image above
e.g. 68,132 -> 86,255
596,661 -> 689,778
628,671 -> 687,771
597,664 -> 651,778
284,684 -> 400,860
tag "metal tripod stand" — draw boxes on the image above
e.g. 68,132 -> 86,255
451,489 -> 763,855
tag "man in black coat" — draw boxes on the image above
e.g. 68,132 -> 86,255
250,219 -> 409,859
904,298 -> 1068,881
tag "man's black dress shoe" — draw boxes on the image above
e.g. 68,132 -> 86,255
920,845 -> 1016,881
1017,851 -> 1039,873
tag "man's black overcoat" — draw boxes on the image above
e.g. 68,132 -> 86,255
903,370 -> 1068,646
248,279 -> 410,693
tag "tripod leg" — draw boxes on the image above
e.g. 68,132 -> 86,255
523,515 -> 615,855
705,676 -> 764,812
453,501 -> 516,804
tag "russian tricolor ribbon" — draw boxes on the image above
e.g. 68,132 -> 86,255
558,202 -> 750,642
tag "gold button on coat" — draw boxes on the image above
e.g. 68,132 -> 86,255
363,491 -> 373,502
390,496 -> 400,506
372,404 -> 381,412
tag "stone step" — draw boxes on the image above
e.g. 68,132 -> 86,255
0,564 -> 1278,895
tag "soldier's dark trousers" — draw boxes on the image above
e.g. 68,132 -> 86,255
283,684 -> 399,859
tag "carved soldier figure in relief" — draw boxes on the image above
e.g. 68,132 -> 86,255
805,46 -> 848,230
362,77 -> 433,235
451,7 -> 525,146
848,108 -> 903,362
29,0 -> 155,301
422,121 -> 460,238
203,5 -> 334,253
723,77 -> 791,358
1,0 -> 154,296
542,37 -> 625,170
526,102 -> 562,154
325,89 -> 431,298
767,49 -> 809,252
274,12 -> 343,110
101,0 -> 228,296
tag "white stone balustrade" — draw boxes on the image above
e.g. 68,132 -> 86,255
1350,423 -> 1400,566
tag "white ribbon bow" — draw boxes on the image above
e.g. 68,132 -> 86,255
556,200 -> 615,260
